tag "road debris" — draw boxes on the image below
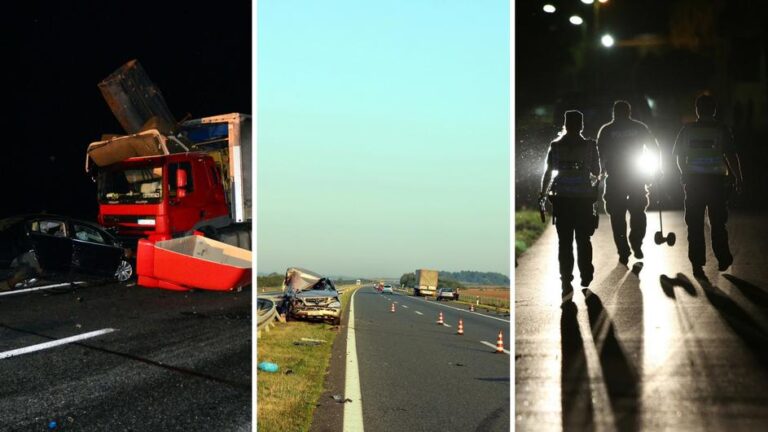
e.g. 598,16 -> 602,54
258,361 -> 279,373
331,394 -> 353,403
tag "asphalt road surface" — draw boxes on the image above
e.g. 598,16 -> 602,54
516,211 -> 768,431
350,286 -> 510,431
0,276 -> 251,431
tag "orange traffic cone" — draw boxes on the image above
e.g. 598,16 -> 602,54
390,303 -> 395,313
495,330 -> 504,353
457,319 -> 464,335
469,304 -> 475,312
437,311 -> 444,325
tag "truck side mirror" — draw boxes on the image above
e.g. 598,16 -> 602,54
177,169 -> 188,198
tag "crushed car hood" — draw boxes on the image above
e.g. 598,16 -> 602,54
296,289 -> 339,299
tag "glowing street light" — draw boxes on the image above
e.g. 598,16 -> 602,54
543,4 -> 556,13
569,15 -> 584,25
581,0 -> 594,4
598,0 -> 609,3
601,34 -> 615,47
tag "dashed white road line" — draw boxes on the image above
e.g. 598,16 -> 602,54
0,282 -> 86,297
442,323 -> 452,328
414,311 -> 423,315
343,288 -> 365,432
401,305 -> 408,309
0,328 -> 117,360
391,292 -> 510,323
480,341 -> 510,355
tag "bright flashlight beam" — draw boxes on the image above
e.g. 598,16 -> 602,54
601,34 -> 615,47
636,151 -> 658,177
543,4 -> 556,13
570,15 -> 584,25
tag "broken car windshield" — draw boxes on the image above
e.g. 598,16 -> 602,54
98,167 -> 163,203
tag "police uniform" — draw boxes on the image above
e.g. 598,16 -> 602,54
546,133 -> 601,285
597,118 -> 656,260
673,118 -> 735,269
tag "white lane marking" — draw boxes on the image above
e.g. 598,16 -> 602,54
480,340 -> 510,355
401,305 -> 408,309
394,295 -> 510,323
0,328 -> 116,360
442,323 -> 452,328
343,288 -> 365,432
0,282 -> 86,297
415,311 -> 423,315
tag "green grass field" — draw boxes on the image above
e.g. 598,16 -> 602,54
515,209 -> 548,259
256,285 -> 358,432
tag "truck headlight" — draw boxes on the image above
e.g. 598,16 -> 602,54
328,301 -> 341,309
137,218 -> 156,226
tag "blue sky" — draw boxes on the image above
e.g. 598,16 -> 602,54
257,0 -> 509,278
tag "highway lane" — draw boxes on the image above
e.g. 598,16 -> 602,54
0,277 -> 251,431
516,211 -> 768,431
353,286 -> 510,431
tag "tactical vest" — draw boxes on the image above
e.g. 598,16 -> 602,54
550,137 -> 594,198
684,124 -> 727,175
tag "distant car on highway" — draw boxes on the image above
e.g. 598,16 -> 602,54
436,287 -> 459,301
0,214 -> 133,289
381,284 -> 393,294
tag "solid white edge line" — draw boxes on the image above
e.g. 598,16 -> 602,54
0,328 -> 117,360
480,340 -> 510,355
0,282 -> 87,297
343,288 -> 365,432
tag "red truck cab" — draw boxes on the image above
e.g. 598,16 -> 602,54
96,152 -> 229,244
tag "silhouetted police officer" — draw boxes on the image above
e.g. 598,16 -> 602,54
541,110 -> 601,290
597,100 -> 661,264
673,94 -> 743,276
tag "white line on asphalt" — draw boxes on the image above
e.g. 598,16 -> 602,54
415,311 -> 423,315
398,295 -> 510,323
442,323 -> 452,328
401,305 -> 408,309
0,328 -> 117,360
0,282 -> 86,297
480,341 -> 510,355
343,287 -> 365,432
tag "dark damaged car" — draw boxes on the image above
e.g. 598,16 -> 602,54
0,214 -> 133,290
283,267 -> 341,325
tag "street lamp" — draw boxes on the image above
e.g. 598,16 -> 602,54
581,0 -> 594,4
542,4 -> 556,13
569,15 -> 584,25
601,34 -> 615,47
598,0 -> 609,3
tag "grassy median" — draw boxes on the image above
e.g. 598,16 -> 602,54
256,285 -> 358,432
515,209 -> 548,259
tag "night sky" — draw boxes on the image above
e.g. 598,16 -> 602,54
2,0 -> 251,219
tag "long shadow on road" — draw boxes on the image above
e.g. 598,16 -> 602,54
583,290 -> 641,432
560,300 -> 594,432
697,275 -> 768,366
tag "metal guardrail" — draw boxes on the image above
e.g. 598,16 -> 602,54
257,298 -> 278,336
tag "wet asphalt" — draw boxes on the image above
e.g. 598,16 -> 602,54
0,277 -> 251,431
516,211 -> 768,431
353,286 -> 510,431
